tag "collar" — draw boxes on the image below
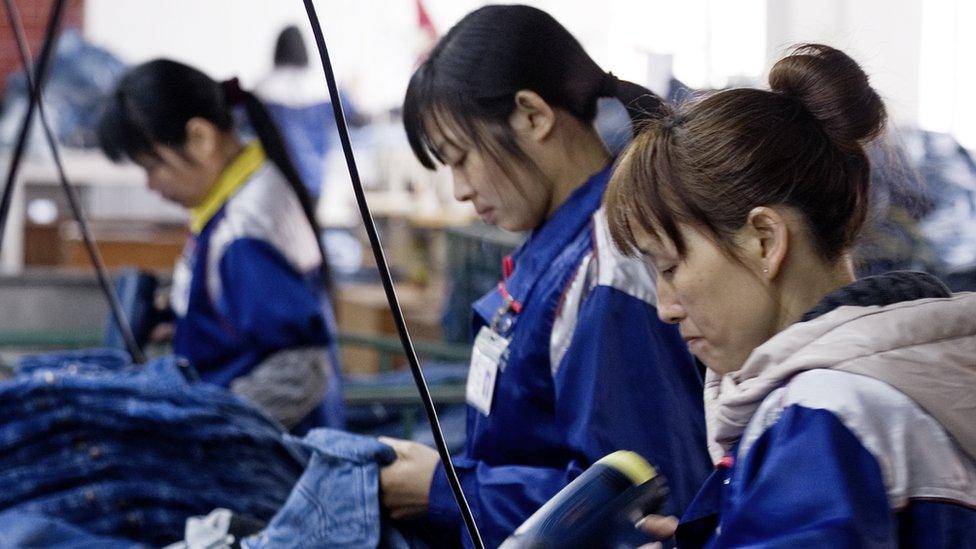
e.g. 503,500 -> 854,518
190,141 -> 266,234
501,164 -> 613,302
705,271 -> 963,463
801,271 -> 950,322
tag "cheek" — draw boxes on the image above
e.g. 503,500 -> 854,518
678,264 -> 747,335
706,270 -> 775,348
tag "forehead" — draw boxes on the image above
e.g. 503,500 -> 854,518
423,109 -> 474,152
628,215 -> 677,257
134,144 -> 185,170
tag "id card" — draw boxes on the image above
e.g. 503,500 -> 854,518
466,326 -> 509,416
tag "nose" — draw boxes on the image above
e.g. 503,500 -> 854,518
656,279 -> 686,325
451,169 -> 474,203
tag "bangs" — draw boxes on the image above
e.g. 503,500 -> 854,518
97,92 -> 159,164
606,126 -> 690,258
402,65 -> 541,187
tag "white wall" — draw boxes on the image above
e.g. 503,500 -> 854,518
86,1 -> 960,136
84,0 -> 423,114
766,0 -> 924,125
83,0 -> 768,113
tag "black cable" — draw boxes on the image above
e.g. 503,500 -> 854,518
300,2 -> 484,547
0,0 -> 65,250
2,0 -> 147,364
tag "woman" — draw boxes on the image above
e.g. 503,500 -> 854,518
379,5 -> 711,547
97,60 -> 344,433
608,44 -> 976,546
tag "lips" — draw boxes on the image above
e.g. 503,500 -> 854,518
476,207 -> 496,223
681,334 -> 704,354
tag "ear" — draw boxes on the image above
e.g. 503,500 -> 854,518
184,117 -> 221,163
741,206 -> 789,281
509,90 -> 556,143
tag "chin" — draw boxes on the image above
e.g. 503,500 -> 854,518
706,357 -> 746,376
496,220 -> 524,232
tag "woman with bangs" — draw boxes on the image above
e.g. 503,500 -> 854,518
377,5 -> 711,547
608,44 -> 976,547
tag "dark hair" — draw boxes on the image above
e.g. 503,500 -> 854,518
274,25 -> 308,68
607,44 -> 887,263
97,59 -> 331,290
403,4 -> 663,175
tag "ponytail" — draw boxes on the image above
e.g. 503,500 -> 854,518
597,72 -> 666,134
221,77 -> 334,296
404,6 -> 668,170
98,60 -> 333,297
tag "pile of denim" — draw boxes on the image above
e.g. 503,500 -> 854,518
0,349 -> 305,546
0,29 -> 127,149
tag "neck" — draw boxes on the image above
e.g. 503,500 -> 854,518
194,134 -> 245,206
543,122 -> 611,219
215,134 -> 246,174
775,255 -> 855,332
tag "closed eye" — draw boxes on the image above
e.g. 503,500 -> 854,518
449,152 -> 468,169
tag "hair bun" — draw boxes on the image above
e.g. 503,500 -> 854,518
768,44 -> 886,146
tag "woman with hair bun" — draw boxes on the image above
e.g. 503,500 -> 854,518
608,44 -> 976,546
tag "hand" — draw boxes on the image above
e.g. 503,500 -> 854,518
378,437 -> 440,520
149,322 -> 176,344
636,514 -> 678,548
149,287 -> 175,343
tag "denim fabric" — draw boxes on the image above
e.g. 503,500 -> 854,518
17,347 -> 132,375
0,30 -> 126,149
243,429 -> 396,548
0,350 -> 305,546
856,129 -> 976,281
0,510 -> 144,548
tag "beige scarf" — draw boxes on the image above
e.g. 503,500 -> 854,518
704,292 -> 976,464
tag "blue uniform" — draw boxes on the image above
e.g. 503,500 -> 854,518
427,166 -> 711,547
680,370 -> 976,548
171,142 -> 344,431
678,280 -> 976,548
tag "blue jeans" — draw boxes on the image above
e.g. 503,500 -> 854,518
0,349 -> 305,546
0,510 -> 143,548
244,428 -> 397,548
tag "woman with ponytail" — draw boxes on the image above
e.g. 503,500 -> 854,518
379,5 -> 710,546
97,59 -> 344,434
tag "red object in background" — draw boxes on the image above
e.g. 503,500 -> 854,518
413,0 -> 438,66
0,0 -> 85,93
415,0 -> 437,41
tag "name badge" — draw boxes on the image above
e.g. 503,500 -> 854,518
466,326 -> 509,416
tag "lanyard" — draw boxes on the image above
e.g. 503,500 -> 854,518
492,255 -> 523,331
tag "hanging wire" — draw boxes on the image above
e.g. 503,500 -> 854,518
1,0 -> 146,363
300,2 -> 484,547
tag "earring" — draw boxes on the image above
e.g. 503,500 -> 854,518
763,267 -> 769,274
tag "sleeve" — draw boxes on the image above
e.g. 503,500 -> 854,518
426,286 -> 711,547
552,285 -> 711,516
427,456 -> 579,548
713,405 -> 896,548
216,237 -> 329,352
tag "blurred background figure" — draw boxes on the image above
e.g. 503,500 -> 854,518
255,24 -> 365,202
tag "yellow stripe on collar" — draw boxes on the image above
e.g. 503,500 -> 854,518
190,141 -> 266,234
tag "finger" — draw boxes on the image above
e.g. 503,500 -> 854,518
636,515 -> 678,539
378,436 -> 408,456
